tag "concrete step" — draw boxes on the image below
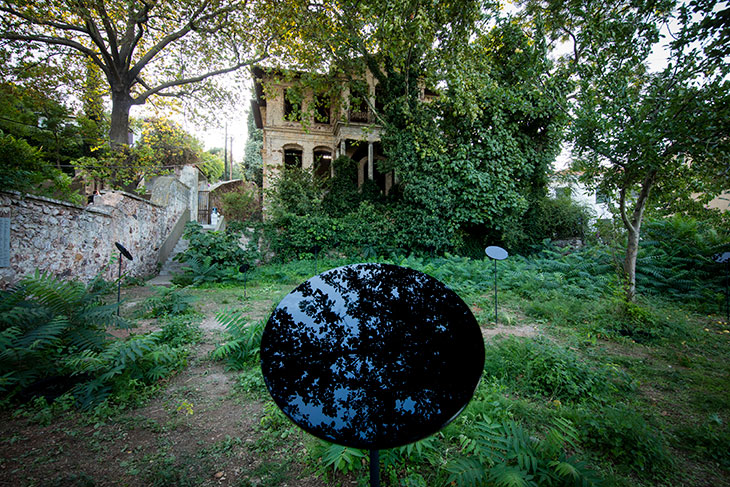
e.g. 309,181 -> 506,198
148,236 -> 190,286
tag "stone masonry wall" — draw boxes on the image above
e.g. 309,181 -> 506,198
0,182 -> 189,288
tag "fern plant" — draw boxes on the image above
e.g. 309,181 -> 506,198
211,309 -> 265,369
0,271 -> 132,400
63,331 -> 188,409
141,286 -> 196,317
445,419 -> 602,487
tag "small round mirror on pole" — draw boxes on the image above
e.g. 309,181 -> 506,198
485,246 -> 508,325
114,242 -> 133,317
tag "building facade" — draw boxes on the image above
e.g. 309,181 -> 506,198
250,67 -> 401,201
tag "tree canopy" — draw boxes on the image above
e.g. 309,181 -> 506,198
0,0 -> 286,146
521,0 -> 730,299
259,2 -> 569,252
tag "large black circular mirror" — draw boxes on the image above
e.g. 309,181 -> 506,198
260,263 -> 484,450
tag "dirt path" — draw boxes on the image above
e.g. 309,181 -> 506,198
0,288 -> 322,487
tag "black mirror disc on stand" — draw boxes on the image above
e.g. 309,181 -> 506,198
115,242 -> 133,261
260,263 -> 484,451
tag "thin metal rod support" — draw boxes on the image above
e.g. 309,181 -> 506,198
725,261 -> 730,325
117,254 -> 122,317
494,259 -> 498,325
369,449 -> 380,487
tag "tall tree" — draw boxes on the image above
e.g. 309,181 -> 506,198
0,0 -> 283,146
243,107 -> 262,187
522,0 -> 730,300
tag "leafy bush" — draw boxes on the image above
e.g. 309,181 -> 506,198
505,194 -> 594,251
635,215 -> 729,307
141,286 -> 196,317
0,131 -> 85,205
221,188 -> 260,222
65,331 -> 189,409
173,222 -> 257,284
211,309 -> 265,369
0,272 -> 199,409
0,272 -> 130,400
311,442 -> 367,475
158,314 -> 203,348
568,405 -> 673,475
445,418 -> 602,487
176,222 -> 252,267
482,336 -> 634,402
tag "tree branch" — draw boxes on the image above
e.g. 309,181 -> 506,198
132,52 -> 268,104
92,0 -> 120,62
619,185 -> 634,234
128,1 -> 246,81
1,32 -> 102,65
0,4 -> 88,35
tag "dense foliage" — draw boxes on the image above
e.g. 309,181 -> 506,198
172,222 -> 258,285
262,157 -> 591,260
210,229 -> 729,486
73,118 -> 225,191
0,272 -> 199,410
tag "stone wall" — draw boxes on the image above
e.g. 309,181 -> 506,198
0,180 -> 189,288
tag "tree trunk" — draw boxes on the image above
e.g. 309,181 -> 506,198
624,222 -> 641,302
110,89 -> 133,147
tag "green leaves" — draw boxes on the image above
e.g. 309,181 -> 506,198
0,271 -> 197,409
445,418 -> 601,487
212,310 -> 265,369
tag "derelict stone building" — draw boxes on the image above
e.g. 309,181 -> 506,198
250,67 -> 410,200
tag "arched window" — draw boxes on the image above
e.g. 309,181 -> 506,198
313,148 -> 333,179
283,145 -> 303,169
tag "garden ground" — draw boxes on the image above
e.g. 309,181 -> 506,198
1,252 -> 729,487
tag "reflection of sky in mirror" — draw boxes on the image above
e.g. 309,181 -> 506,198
260,263 -> 484,450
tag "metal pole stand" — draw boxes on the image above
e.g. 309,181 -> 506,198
369,449 -> 380,487
493,259 -> 498,325
117,254 -> 122,317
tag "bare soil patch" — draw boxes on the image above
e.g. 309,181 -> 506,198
482,323 -> 540,341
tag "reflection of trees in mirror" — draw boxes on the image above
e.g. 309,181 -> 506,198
261,263 -> 484,450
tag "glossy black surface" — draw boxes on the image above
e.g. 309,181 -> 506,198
260,263 -> 484,450
115,242 -> 133,260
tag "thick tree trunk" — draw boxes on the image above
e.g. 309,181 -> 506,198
110,89 -> 133,147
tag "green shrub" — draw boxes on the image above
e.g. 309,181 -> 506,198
176,222 -> 252,267
0,272 -> 200,409
158,315 -> 203,348
0,131 -> 85,205
174,222 -> 257,284
0,271 -> 130,401
483,336 -> 633,402
141,286 -> 196,317
569,405 -> 673,475
211,310 -> 265,369
221,188 -> 260,222
445,418 -> 602,487
636,215 -> 729,308
515,194 -> 594,248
